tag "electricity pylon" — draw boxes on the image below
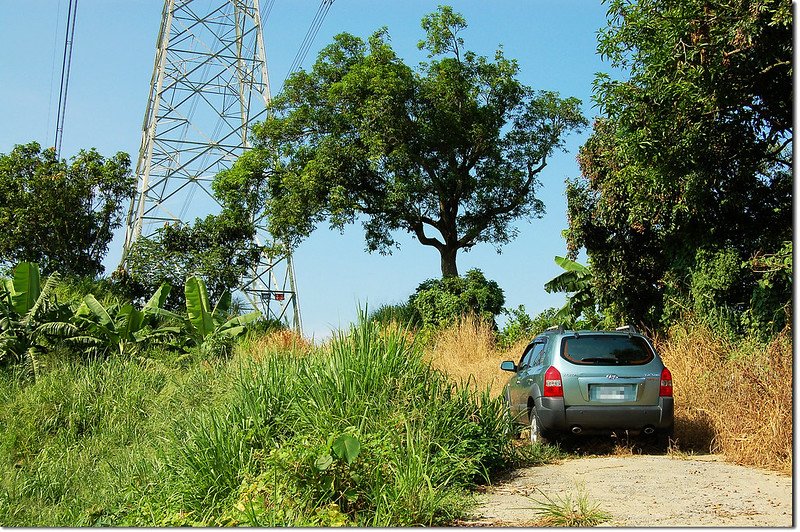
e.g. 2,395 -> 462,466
121,0 -> 301,331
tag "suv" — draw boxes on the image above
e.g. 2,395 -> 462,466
500,325 -> 673,444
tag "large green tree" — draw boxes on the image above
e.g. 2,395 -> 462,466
223,7 -> 586,278
0,142 -> 133,277
566,0 -> 792,329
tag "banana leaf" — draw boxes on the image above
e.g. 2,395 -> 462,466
118,303 -> 145,340
185,276 -> 215,339
212,290 -> 232,321
143,283 -> 171,314
217,311 -> 261,337
11,262 -> 41,316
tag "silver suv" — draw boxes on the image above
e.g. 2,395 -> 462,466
500,325 -> 674,444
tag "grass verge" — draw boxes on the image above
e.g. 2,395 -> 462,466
0,320 -> 535,526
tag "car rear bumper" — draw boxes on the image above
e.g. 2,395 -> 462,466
535,396 -> 674,434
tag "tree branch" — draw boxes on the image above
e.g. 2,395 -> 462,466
410,220 -> 444,250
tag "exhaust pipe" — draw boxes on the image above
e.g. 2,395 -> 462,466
643,426 -> 655,435
571,426 -> 582,434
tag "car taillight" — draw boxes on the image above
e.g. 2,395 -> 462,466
544,366 -> 563,398
660,367 -> 673,397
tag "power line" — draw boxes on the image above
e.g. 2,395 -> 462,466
46,0 -> 65,147
283,0 -> 334,86
54,0 -> 78,159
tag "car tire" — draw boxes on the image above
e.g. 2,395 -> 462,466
529,408 -> 549,445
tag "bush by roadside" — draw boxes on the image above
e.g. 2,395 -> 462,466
658,322 -> 791,473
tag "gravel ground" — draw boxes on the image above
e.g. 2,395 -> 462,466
469,454 -> 792,527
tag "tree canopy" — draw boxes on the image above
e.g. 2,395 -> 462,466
119,211 -> 261,310
219,6 -> 586,278
565,0 -> 792,333
0,142 -> 132,277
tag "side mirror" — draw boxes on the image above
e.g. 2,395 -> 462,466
500,360 -> 517,372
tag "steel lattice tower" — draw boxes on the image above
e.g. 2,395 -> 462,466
122,0 -> 301,331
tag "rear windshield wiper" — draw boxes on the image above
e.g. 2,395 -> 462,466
580,357 -> 619,364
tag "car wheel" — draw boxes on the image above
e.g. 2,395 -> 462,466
646,426 -> 674,451
529,409 -> 548,445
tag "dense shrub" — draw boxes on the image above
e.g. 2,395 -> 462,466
368,301 -> 421,327
661,243 -> 792,341
410,269 -> 504,328
497,306 -> 558,348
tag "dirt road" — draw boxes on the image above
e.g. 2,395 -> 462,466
470,454 -> 792,527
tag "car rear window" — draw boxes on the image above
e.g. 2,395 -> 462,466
560,335 -> 654,365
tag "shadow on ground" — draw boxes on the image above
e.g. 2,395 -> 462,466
545,413 -> 717,457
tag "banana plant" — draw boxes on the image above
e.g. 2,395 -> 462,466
0,263 -> 75,377
544,256 -> 596,325
72,282 -> 181,357
183,275 -> 260,350
2,261 -> 41,316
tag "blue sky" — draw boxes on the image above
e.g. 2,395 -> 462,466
0,1 -> 612,340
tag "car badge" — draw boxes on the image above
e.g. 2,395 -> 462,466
606,374 -> 619,379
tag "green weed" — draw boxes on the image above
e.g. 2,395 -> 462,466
530,484 -> 611,527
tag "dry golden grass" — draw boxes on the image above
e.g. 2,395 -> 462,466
423,315 -> 526,397
237,329 -> 313,360
658,324 -> 792,473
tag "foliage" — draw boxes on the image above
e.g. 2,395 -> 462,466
0,263 -> 74,376
120,210 -> 261,309
531,485 -> 611,527
410,269 -> 504,328
181,275 -> 261,357
0,311 -> 562,527
0,316 -> 530,526
0,142 -> 132,277
497,306 -> 558,348
543,256 -> 600,326
368,301 -> 421,328
1,261 -> 265,367
70,283 -> 177,357
744,240 -> 792,339
566,0 -> 792,330
496,304 -> 605,349
223,7 -> 586,277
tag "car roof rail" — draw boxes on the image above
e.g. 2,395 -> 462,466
615,325 -> 638,335
545,324 -> 565,334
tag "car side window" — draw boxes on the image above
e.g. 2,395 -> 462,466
518,344 -> 535,369
529,340 -> 547,367
528,339 -> 547,367
518,340 -> 547,370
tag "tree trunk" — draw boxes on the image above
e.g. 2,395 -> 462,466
440,245 -> 459,278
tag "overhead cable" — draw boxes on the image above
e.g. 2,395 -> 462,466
54,0 -> 78,159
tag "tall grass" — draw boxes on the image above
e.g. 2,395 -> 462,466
424,314 -> 526,397
0,317 -> 530,526
0,354 -> 230,526
658,322 -> 792,473
192,317 -> 523,526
